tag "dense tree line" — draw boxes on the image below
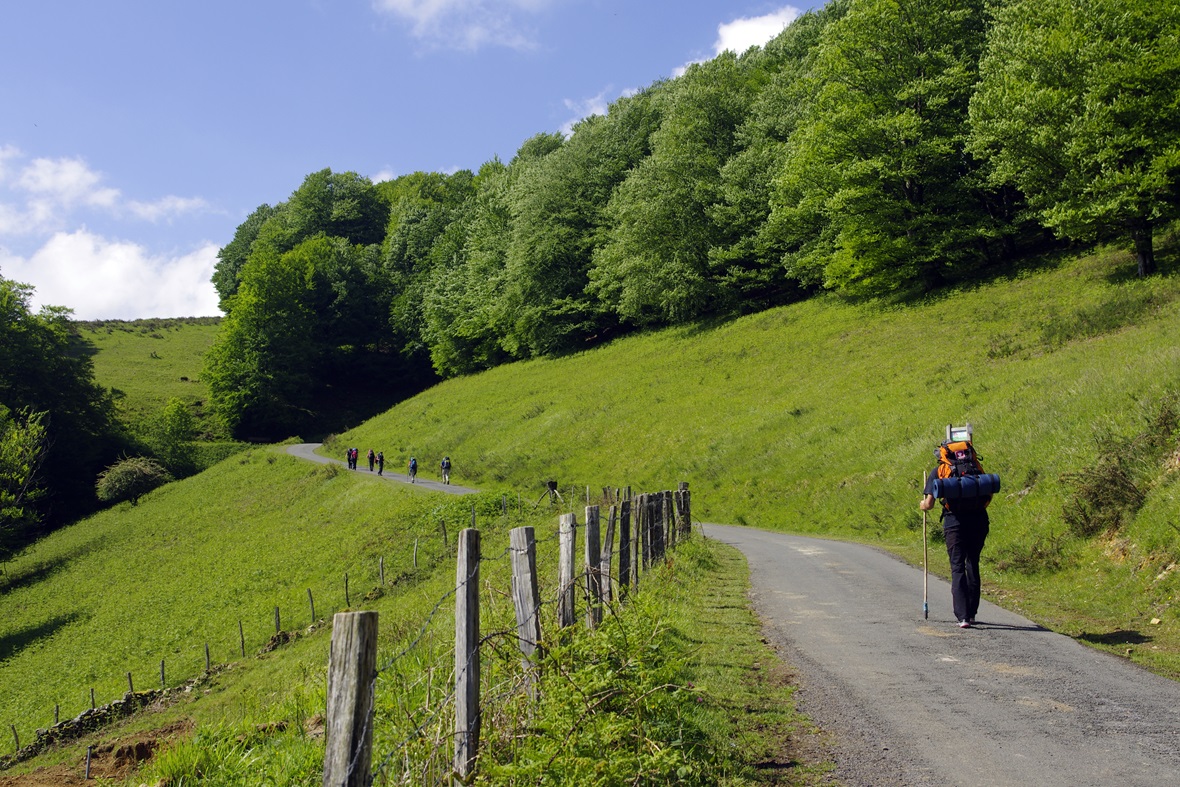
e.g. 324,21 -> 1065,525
0,275 -> 125,551
208,0 -> 1180,439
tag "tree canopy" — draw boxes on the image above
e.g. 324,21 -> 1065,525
202,0 -> 1180,440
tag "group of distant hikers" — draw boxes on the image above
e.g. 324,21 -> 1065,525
344,448 -> 451,485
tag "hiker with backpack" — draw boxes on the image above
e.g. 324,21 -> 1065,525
377,451 -> 384,476
920,424 -> 1000,629
441,456 -> 451,485
408,457 -> 417,483
368,449 -> 376,472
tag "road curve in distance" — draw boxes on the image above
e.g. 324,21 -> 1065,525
286,443 -> 477,496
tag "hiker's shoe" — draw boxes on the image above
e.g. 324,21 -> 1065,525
967,618 -> 977,625
958,620 -> 971,629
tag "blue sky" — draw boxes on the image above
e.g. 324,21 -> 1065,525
1,1 -> 824,320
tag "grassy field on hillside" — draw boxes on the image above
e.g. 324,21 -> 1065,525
77,317 -> 222,439
336,243 -> 1180,676
1,449 -> 819,783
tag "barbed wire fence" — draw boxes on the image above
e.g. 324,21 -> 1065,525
324,483 -> 694,786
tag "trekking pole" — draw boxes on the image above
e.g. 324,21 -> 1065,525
922,471 -> 929,620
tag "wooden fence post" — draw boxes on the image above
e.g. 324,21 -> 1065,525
663,491 -> 675,550
239,620 -> 246,658
584,505 -> 602,629
323,611 -> 379,787
680,483 -> 691,536
309,588 -> 317,623
557,513 -> 577,628
637,494 -> 649,571
160,660 -> 166,689
454,528 -> 481,783
509,527 -> 542,684
601,505 -> 617,604
618,497 -> 631,595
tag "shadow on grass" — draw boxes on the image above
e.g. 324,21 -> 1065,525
1077,629 -> 1152,646
0,612 -> 85,662
0,538 -> 107,595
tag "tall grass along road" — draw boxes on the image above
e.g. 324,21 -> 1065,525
286,443 -> 476,495
708,524 -> 1180,787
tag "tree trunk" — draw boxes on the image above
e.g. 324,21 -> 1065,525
1130,219 -> 1157,277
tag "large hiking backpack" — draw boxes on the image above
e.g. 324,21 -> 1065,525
934,438 -> 998,513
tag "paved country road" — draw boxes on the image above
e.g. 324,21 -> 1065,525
286,443 -> 478,496
706,524 -> 1180,787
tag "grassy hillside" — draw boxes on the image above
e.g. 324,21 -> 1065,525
1,450 -> 813,783
336,242 -> 1180,676
77,317 -> 222,439
4,239 -> 1179,781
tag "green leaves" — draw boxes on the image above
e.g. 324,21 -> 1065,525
95,456 -> 172,506
969,0 -> 1180,275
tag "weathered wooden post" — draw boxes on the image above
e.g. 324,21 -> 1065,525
618,496 -> 632,595
557,513 -> 577,628
454,528 -> 481,783
650,494 -> 665,562
637,494 -> 649,570
239,620 -> 246,658
601,505 -> 617,604
680,483 -> 692,536
584,505 -> 602,629
509,527 -> 542,687
309,588 -> 317,623
205,643 -> 211,673
323,610 -> 379,787
663,491 -> 675,550
160,660 -> 166,688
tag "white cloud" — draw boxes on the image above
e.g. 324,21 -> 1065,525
675,5 -> 802,77
371,168 -> 398,183
0,230 -> 222,320
715,7 -> 801,55
0,148 -> 210,236
372,0 -> 550,50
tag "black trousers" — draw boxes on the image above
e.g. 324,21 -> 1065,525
943,515 -> 988,622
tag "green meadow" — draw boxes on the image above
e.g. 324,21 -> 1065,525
2,241 -> 1179,781
77,317 -> 222,439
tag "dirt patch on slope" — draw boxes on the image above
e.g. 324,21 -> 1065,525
0,719 -> 192,786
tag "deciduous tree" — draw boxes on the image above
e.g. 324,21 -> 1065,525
969,0 -> 1180,276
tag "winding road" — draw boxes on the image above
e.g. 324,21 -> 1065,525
286,443 -> 477,496
706,524 -> 1180,787
283,444 -> 1179,784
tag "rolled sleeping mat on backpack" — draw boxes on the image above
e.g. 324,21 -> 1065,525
933,473 -> 1001,499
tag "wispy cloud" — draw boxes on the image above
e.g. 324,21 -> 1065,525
372,0 -> 552,51
0,147 -> 210,236
0,231 -> 221,320
560,90 -> 612,137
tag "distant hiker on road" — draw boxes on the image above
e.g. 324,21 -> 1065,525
920,426 -> 993,629
441,456 -> 451,485
377,451 -> 384,475
368,449 -> 376,472
408,457 -> 417,483
345,447 -> 352,468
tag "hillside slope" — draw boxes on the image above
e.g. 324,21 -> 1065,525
337,243 -> 1180,674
